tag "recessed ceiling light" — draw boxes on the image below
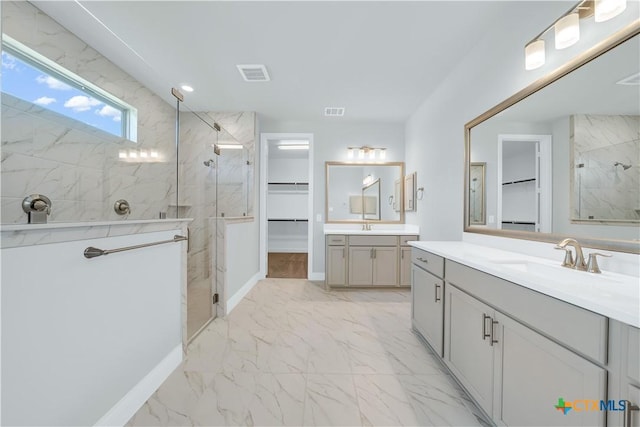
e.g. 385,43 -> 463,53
181,85 -> 194,92
237,64 -> 270,82
278,145 -> 309,150
218,144 -> 244,150
324,107 -> 345,117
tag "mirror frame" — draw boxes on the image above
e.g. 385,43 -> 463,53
325,161 -> 406,224
464,22 -> 640,254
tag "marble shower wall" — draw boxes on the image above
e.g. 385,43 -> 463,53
1,1 -> 176,224
572,115 -> 640,221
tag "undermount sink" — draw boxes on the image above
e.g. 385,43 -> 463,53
488,258 -> 623,286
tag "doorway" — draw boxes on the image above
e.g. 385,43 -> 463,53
259,133 -> 314,279
497,134 -> 552,233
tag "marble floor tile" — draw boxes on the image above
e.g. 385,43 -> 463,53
128,279 -> 488,426
303,374 -> 361,426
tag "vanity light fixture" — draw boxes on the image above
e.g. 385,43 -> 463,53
524,0 -> 628,70
347,146 -> 387,161
555,12 -> 580,49
595,0 -> 627,22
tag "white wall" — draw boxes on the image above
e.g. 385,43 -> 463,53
1,230 -> 183,426
259,120 -> 405,275
404,2 -> 639,245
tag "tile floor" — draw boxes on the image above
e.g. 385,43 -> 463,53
128,279 -> 489,426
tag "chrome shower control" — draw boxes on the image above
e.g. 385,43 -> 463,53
114,199 -> 131,215
22,194 -> 52,224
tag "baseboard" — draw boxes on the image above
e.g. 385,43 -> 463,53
225,272 -> 261,315
94,345 -> 182,426
308,272 -> 325,281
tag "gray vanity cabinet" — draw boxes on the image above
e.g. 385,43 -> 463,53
326,235 -> 346,286
348,246 -> 397,286
411,265 -> 444,356
493,311 -> 606,427
445,285 -> 495,415
326,234 -> 417,288
609,321 -> 640,427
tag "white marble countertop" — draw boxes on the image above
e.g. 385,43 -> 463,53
324,224 -> 419,236
1,218 -> 193,232
410,241 -> 640,328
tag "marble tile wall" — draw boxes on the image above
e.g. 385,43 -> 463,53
1,1 -> 176,224
573,115 -> 640,221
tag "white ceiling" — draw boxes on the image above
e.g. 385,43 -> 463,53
32,1 -> 554,123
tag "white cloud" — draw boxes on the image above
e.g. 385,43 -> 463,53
1,52 -> 17,70
36,75 -> 71,91
64,95 -> 102,112
33,96 -> 56,106
96,105 -> 122,122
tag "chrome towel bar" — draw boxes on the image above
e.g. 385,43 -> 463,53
84,235 -> 187,259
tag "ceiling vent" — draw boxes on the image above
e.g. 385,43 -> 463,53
616,72 -> 640,86
236,64 -> 270,82
324,107 -> 345,117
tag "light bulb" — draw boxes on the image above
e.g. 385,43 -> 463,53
118,150 -> 127,159
358,149 -> 365,159
595,0 -> 626,22
369,149 -> 376,160
525,40 -> 545,70
347,148 -> 354,159
379,149 -> 387,160
555,13 -> 580,50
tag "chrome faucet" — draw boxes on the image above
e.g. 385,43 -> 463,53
361,222 -> 372,231
555,238 -> 587,271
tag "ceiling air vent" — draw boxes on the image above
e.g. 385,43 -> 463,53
324,107 -> 345,117
616,72 -> 640,86
236,64 -> 270,82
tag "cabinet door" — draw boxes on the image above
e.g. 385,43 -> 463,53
625,385 -> 640,427
400,247 -> 412,286
412,265 -> 444,356
493,311 -> 606,427
372,247 -> 397,286
326,246 -> 346,286
445,284 -> 494,416
348,247 -> 374,285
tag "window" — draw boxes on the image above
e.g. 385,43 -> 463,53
1,35 -> 137,141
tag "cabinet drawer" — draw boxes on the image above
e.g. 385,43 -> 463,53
446,260 -> 608,364
326,235 -> 346,246
411,248 -> 444,278
400,235 -> 418,246
349,235 -> 397,246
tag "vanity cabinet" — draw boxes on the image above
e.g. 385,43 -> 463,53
609,321 -> 640,427
411,246 -> 614,427
325,234 -> 417,288
411,248 -> 444,356
326,235 -> 346,286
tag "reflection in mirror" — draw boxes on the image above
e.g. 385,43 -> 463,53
362,179 -> 381,220
469,163 -> 486,225
404,172 -> 416,212
326,161 -> 405,223
466,28 -> 639,253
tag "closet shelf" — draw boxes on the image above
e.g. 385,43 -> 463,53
268,218 -> 308,222
502,178 -> 536,185
501,220 -> 536,225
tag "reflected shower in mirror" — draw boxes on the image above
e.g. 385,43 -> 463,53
469,162 -> 486,225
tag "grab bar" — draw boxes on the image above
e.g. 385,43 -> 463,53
84,235 -> 188,259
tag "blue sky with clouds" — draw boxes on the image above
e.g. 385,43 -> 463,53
1,51 -> 123,137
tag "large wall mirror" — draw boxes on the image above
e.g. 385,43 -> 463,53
326,161 -> 405,223
465,24 -> 639,254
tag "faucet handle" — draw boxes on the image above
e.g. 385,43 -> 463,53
554,246 -> 575,268
586,252 -> 611,274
